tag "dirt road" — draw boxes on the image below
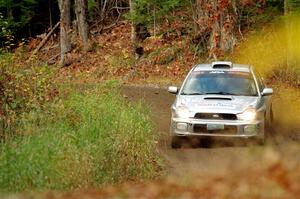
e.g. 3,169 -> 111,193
121,85 -> 300,177
121,86 -> 261,176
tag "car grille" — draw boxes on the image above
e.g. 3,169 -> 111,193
193,124 -> 237,134
194,113 -> 237,120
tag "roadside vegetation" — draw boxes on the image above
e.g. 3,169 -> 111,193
0,80 -> 162,192
0,51 -> 57,139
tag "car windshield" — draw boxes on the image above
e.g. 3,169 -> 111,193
181,71 -> 258,96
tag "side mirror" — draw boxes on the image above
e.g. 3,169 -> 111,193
168,86 -> 178,94
262,88 -> 273,96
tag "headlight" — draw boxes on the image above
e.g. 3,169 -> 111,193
176,122 -> 188,131
175,106 -> 191,118
237,109 -> 257,121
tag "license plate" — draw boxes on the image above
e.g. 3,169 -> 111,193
207,124 -> 224,131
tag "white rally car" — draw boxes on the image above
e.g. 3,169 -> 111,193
168,61 -> 273,148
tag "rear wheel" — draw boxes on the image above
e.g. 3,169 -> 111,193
266,108 -> 274,130
270,107 -> 274,124
265,107 -> 274,142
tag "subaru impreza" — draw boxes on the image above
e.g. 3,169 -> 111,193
168,61 -> 273,148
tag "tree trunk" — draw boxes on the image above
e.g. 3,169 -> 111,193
196,0 -> 237,60
75,0 -> 89,50
49,0 -> 53,29
129,0 -> 138,58
58,0 -> 71,66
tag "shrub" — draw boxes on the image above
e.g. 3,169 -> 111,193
266,63 -> 300,86
0,85 -> 162,192
0,51 -> 56,139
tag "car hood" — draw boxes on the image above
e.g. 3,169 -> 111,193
176,95 -> 259,114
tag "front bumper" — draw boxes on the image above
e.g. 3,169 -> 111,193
170,117 -> 264,139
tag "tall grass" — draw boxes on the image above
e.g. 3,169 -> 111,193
0,85 -> 162,192
233,15 -> 300,85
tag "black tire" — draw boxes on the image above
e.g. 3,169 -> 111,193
266,108 -> 274,130
171,136 -> 182,149
270,107 -> 274,124
200,137 -> 212,148
256,137 -> 265,146
248,137 -> 265,146
265,107 -> 274,142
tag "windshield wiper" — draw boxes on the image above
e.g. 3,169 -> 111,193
204,91 -> 238,96
181,92 -> 204,95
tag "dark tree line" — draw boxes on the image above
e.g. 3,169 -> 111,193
0,0 -> 59,41
1,0 -> 299,63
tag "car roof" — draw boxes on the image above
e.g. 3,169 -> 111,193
193,62 -> 251,73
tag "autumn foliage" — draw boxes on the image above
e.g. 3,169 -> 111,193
194,0 -> 267,59
0,50 -> 57,139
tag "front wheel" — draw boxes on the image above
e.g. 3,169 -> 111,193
256,137 -> 265,145
248,137 -> 265,146
171,136 -> 182,149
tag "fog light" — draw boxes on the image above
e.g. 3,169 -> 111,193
237,109 -> 257,121
176,123 -> 188,131
244,125 -> 258,135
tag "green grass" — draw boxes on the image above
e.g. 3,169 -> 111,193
0,84 -> 162,192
